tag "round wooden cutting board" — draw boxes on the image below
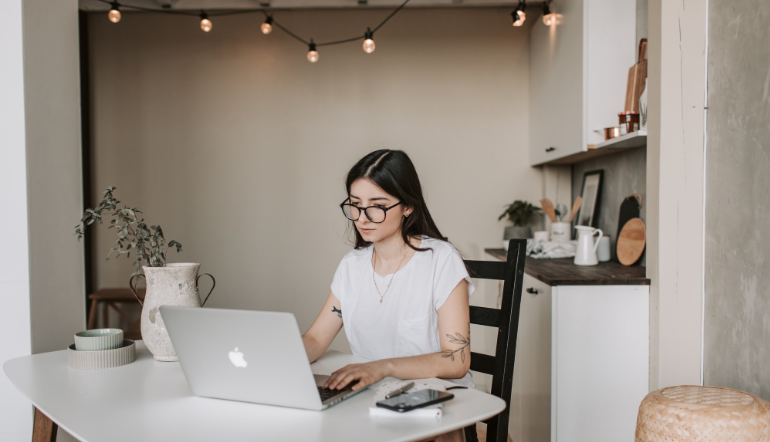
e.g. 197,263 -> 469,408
617,217 -> 646,266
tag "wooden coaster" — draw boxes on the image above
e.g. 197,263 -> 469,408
617,218 -> 646,266
68,339 -> 136,370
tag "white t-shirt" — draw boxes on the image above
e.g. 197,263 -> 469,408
330,236 -> 476,388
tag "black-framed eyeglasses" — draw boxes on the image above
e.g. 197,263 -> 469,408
340,199 -> 402,223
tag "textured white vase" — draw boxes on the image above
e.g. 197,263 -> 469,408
130,263 -> 215,361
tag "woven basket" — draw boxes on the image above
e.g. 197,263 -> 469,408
636,385 -> 770,442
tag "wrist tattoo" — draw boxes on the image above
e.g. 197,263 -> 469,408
332,306 -> 342,318
441,333 -> 470,363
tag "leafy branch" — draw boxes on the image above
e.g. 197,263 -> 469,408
441,333 -> 469,363
74,186 -> 182,275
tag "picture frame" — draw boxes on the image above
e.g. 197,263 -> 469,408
576,170 -> 603,228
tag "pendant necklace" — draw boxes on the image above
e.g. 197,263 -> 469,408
372,246 -> 408,303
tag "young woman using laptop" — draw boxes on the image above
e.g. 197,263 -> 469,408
302,149 -> 476,442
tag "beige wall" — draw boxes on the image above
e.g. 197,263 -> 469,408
24,0 -> 86,356
646,0 -> 706,389
88,8 -> 539,363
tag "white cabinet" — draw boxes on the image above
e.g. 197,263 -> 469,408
509,273 -> 552,442
529,0 -> 637,165
508,276 -> 649,442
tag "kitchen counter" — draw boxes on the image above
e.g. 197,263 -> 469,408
484,248 -> 650,286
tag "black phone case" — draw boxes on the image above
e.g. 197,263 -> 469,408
375,390 -> 454,413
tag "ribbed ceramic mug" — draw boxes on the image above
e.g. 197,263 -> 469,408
75,329 -> 124,351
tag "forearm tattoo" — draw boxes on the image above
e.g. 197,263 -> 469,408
441,332 -> 470,363
332,306 -> 342,318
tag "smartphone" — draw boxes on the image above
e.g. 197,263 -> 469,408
375,389 -> 454,413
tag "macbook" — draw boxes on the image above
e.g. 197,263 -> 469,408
160,306 -> 364,410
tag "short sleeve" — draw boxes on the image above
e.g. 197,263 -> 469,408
330,258 -> 347,305
433,244 -> 475,310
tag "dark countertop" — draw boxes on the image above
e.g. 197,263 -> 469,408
484,248 -> 650,286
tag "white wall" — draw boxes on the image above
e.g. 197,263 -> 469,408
0,1 -> 32,440
646,0 -> 706,389
87,7 -> 540,379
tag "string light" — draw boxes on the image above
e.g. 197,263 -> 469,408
108,2 -> 121,23
512,1 -> 526,27
542,3 -> 555,26
261,16 -> 273,34
200,11 -> 212,32
307,41 -> 319,63
94,0 -> 412,61
363,28 -> 375,53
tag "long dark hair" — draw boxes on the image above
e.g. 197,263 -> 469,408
345,149 -> 444,251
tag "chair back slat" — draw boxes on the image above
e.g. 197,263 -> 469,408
464,239 -> 526,442
469,352 -> 496,374
469,306 -> 500,328
465,260 -> 506,280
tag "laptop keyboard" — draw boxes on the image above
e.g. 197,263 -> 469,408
318,386 -> 342,401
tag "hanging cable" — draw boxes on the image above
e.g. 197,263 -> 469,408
93,0 -> 411,59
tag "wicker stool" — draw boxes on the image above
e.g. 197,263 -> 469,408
636,385 -> 770,442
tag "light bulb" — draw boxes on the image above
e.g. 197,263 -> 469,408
261,17 -> 273,34
512,10 -> 526,26
542,4 -> 555,25
307,42 -> 319,63
362,28 -> 375,53
512,1 -> 526,27
108,9 -> 121,23
108,2 -> 121,23
200,12 -> 212,32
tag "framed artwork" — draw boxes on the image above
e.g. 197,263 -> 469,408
576,170 -> 603,228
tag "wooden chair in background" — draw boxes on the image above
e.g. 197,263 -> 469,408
87,288 -> 145,340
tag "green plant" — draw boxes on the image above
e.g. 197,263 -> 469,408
75,187 -> 182,274
498,200 -> 542,226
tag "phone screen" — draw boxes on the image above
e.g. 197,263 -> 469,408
375,389 -> 454,412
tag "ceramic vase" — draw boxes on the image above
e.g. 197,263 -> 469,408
129,263 -> 215,361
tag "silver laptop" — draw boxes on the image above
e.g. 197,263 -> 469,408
160,306 -> 364,410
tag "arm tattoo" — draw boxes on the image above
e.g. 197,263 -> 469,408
441,333 -> 469,363
332,306 -> 342,318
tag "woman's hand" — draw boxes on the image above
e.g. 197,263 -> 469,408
324,360 -> 391,391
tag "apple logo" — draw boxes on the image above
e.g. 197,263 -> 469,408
228,347 -> 248,368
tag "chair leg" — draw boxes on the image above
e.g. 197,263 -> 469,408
32,407 -> 58,442
87,299 -> 98,330
102,301 -> 109,329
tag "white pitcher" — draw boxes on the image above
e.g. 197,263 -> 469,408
574,226 -> 603,266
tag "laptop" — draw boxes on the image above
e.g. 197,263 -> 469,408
159,306 -> 365,410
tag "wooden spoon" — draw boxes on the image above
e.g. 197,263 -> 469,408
540,199 -> 557,223
568,196 -> 583,223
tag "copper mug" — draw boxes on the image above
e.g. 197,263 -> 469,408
603,127 -> 620,140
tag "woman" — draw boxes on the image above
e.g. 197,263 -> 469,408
302,150 -> 476,432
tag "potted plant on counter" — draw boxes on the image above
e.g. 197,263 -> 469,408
499,200 -> 541,245
75,187 -> 215,362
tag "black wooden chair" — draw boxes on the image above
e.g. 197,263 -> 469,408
464,239 -> 526,442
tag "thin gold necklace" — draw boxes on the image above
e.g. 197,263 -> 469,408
372,246 -> 408,303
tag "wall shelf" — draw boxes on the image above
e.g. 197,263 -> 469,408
594,130 -> 647,149
534,130 -> 647,166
